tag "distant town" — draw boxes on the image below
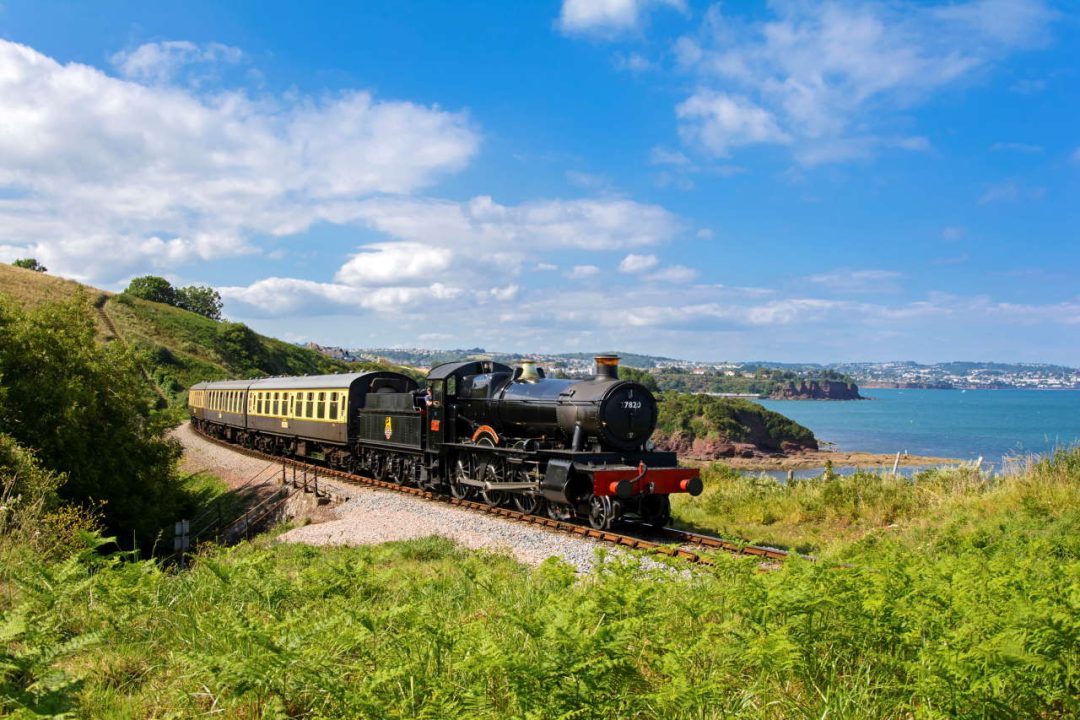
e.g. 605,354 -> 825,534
304,344 -> 1080,391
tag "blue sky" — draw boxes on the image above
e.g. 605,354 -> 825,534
0,0 -> 1077,363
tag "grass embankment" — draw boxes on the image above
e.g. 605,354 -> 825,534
4,450 -> 1079,718
673,456 -> 1079,555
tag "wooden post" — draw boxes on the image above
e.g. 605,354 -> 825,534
891,452 -> 901,476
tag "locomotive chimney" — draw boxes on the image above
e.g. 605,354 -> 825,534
594,355 -> 620,380
519,360 -> 540,383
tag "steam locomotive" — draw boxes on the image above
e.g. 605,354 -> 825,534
188,355 -> 702,529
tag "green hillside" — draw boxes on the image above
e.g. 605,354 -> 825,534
0,263 -> 352,407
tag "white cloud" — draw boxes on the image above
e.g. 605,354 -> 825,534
978,180 -> 1046,204
569,264 -> 601,279
350,195 -> 681,252
674,0 -> 1056,164
676,91 -> 790,156
613,52 -> 656,72
649,146 -> 692,166
618,253 -> 659,273
806,268 -> 904,293
990,142 -> 1043,153
0,39 -> 479,283
652,264 -> 697,283
110,40 -> 245,84
335,242 -> 453,287
219,277 -> 463,315
942,226 -> 967,242
558,0 -> 686,37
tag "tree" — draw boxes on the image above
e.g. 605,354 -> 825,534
125,275 -> 177,305
12,258 -> 46,272
175,285 -> 223,320
0,294 -> 183,548
215,322 -> 268,374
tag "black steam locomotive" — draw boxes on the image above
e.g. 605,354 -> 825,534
189,355 -> 702,529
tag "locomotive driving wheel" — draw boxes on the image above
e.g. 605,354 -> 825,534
588,495 -> 619,531
508,465 -> 541,514
450,458 -> 474,499
476,437 -> 506,507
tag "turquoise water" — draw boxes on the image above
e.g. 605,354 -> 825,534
757,389 -> 1080,468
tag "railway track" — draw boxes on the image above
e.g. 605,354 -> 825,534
191,425 -> 804,566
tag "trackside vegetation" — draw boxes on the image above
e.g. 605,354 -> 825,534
1,452 -> 1078,717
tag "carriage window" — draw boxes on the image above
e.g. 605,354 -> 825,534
329,392 -> 338,421
317,391 -> 326,419
306,392 -> 314,418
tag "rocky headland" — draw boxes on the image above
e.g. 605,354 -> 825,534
769,379 -> 863,400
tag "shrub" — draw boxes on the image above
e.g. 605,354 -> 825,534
0,294 -> 182,549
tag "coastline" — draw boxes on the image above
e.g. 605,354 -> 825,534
690,449 -> 962,472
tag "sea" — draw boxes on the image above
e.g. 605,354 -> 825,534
756,388 -> 1080,473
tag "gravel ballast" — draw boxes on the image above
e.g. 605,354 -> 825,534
173,422 -> 647,572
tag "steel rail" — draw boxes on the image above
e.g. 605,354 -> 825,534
191,424 -> 806,566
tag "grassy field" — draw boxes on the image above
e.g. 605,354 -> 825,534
3,450 -> 1078,718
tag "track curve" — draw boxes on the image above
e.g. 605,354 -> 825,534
191,424 -> 808,566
